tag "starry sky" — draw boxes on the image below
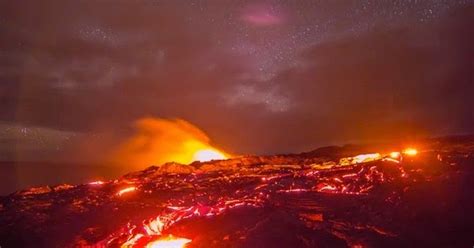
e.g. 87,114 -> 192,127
0,0 -> 473,162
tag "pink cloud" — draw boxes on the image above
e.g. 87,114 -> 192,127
241,4 -> 284,26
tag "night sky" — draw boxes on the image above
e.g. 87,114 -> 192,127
0,0 -> 473,163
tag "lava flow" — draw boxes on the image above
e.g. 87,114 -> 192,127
1,136 -> 474,247
145,236 -> 191,248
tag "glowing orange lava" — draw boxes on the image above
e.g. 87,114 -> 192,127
389,152 -> 401,159
353,153 -> 381,163
193,149 -> 227,162
144,217 -> 165,235
89,180 -> 105,185
403,148 -> 418,156
117,186 -> 137,196
145,235 -> 191,248
340,153 -> 381,165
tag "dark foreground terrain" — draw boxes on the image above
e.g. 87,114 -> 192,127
1,136 -> 474,247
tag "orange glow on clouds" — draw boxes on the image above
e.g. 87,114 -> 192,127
110,118 -> 230,168
145,235 -> 191,248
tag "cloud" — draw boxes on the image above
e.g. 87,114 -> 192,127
56,118 -> 230,170
224,84 -> 291,112
108,118 -> 229,168
241,3 -> 284,27
0,122 -> 78,161
0,1 -> 472,160
272,6 -> 474,142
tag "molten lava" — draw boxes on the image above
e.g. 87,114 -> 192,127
117,186 -> 137,196
389,151 -> 401,159
403,148 -> 418,156
339,153 -> 381,165
193,149 -> 227,162
145,236 -> 191,248
89,180 -> 105,185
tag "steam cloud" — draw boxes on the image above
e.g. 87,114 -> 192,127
108,118 -> 224,168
